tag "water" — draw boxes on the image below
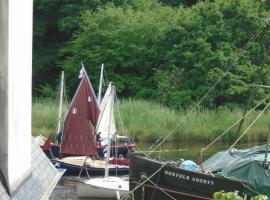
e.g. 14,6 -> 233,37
50,141 -> 263,200
136,141 -> 262,162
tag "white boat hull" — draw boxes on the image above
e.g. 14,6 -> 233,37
77,176 -> 129,199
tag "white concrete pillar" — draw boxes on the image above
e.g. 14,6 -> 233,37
0,0 -> 33,194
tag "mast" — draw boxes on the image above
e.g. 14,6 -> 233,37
57,71 -> 64,135
98,63 -> 104,106
253,84 -> 270,168
263,125 -> 270,168
105,83 -> 114,178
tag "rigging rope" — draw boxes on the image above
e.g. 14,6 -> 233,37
138,149 -> 188,153
201,94 -> 270,153
235,44 -> 270,143
147,16 -> 270,155
206,99 -> 270,172
115,93 -> 141,151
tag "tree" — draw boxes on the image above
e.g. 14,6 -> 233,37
62,0 -> 179,98
155,0 -> 270,108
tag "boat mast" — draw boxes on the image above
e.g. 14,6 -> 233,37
105,83 -> 114,178
253,84 -> 270,168
97,63 -> 104,106
57,71 -> 64,135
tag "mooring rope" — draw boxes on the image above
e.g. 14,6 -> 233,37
120,162 -> 168,200
146,178 -> 177,200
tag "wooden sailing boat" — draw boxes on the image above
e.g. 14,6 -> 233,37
52,67 -> 129,175
76,83 -> 129,199
41,65 -> 135,159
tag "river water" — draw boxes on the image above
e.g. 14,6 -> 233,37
49,141 -> 263,200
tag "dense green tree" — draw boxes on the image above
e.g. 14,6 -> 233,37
33,0 -> 127,96
62,0 -> 270,108
159,0 -> 199,7
62,0 -> 179,97
155,0 -> 270,108
34,0 -> 270,109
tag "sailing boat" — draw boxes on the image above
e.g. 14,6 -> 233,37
75,83 -> 129,199
41,65 -> 135,159
96,80 -> 134,161
52,67 -> 129,176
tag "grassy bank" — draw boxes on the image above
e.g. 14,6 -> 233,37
32,98 -> 270,143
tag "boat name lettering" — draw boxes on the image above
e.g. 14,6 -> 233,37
165,170 -> 190,180
164,170 -> 214,186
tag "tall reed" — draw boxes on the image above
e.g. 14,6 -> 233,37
116,99 -> 270,143
32,98 -> 67,137
32,98 -> 270,143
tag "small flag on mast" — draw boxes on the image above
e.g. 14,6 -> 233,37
79,62 -> 86,78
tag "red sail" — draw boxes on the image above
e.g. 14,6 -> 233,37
60,72 -> 99,156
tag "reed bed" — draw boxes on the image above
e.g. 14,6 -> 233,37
32,98 -> 270,143
32,98 -> 67,137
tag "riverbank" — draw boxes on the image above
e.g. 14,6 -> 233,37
32,98 -> 270,143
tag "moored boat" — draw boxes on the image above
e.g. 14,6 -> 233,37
52,66 -> 129,176
52,156 -> 128,176
75,83 -> 129,199
75,176 -> 129,198
129,153 -> 254,200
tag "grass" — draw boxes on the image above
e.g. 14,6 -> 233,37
32,98 -> 67,137
32,98 -> 270,143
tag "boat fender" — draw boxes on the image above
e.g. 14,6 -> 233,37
116,190 -> 120,200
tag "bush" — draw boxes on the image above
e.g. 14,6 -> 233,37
213,191 -> 268,200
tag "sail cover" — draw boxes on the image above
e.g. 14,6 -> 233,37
60,71 -> 99,156
96,83 -> 117,140
222,152 -> 270,197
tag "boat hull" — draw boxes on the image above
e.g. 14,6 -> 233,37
129,153 -> 252,200
76,176 -> 129,198
43,143 -> 135,158
52,158 -> 129,176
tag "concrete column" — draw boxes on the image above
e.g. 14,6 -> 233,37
0,0 -> 33,194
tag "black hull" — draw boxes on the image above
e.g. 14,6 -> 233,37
52,159 -> 129,176
43,143 -> 134,158
129,153 -> 252,200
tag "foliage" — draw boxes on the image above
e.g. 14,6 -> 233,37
213,191 -> 243,200
253,195 -> 269,200
213,191 -> 268,200
37,84 -> 57,98
156,0 -> 270,108
159,0 -> 199,7
33,0 -> 270,109
33,0 -> 116,95
62,0 -> 180,97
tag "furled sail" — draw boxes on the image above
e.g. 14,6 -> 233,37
60,70 -> 99,156
96,82 -> 117,140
